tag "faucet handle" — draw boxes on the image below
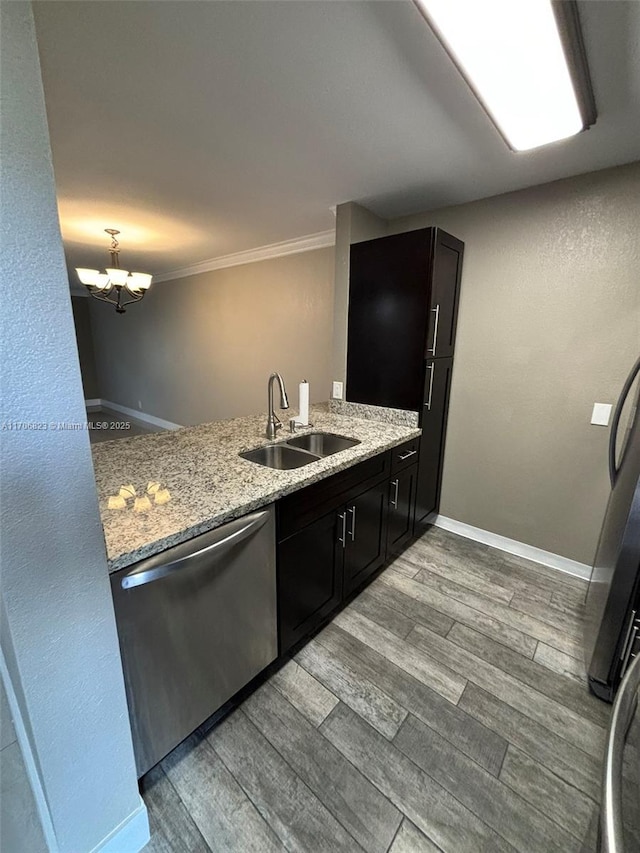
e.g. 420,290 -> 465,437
289,419 -> 314,433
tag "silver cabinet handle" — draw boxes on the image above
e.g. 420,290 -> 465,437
601,653 -> 640,853
337,512 -> 347,548
121,509 -> 271,589
398,449 -> 417,461
347,506 -> 356,541
390,479 -> 399,508
424,363 -> 435,411
428,304 -> 440,356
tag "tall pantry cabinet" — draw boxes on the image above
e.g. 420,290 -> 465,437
346,227 -> 464,529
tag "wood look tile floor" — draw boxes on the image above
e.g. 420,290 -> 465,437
87,407 -> 160,443
141,527 -> 614,853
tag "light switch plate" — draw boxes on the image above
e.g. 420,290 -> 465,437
332,381 -> 343,400
591,403 -> 612,426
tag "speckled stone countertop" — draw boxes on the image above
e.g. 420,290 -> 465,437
329,400 -> 420,427
92,405 -> 421,573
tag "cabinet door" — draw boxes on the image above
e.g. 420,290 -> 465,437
387,464 -> 418,556
415,358 -> 454,526
425,230 -> 464,361
278,510 -> 343,655
347,230 -> 431,411
343,482 -> 388,597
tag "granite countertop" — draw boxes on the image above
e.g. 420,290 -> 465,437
92,404 -> 421,573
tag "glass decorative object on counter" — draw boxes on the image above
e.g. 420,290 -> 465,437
107,481 -> 172,511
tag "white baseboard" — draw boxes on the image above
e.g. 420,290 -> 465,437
90,797 -> 149,853
85,398 -> 101,411
86,399 -> 183,431
427,514 -> 592,582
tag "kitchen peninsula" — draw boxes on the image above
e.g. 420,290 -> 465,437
92,403 -> 420,573
94,402 -> 421,775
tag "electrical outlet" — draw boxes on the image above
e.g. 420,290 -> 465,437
591,403 -> 612,426
138,400 -> 142,411
332,381 -> 343,400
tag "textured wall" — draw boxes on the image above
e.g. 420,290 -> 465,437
389,164 -> 640,565
334,164 -> 640,564
71,296 -> 99,399
90,247 -> 335,426
0,4 -> 146,851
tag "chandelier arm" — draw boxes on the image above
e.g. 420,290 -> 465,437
87,288 -> 119,307
117,292 -> 146,309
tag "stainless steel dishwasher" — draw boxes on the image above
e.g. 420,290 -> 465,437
110,505 -> 277,777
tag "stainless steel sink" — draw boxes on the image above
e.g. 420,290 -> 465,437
240,431 -> 360,470
285,432 -> 360,456
240,444 -> 320,470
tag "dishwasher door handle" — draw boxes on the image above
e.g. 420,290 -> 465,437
121,509 -> 271,589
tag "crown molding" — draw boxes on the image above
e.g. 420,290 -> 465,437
153,229 -> 336,283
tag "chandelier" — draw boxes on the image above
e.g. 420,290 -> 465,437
76,229 -> 152,314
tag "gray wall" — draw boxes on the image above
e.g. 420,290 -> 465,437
334,164 -> 640,565
71,296 -> 99,400
0,4 -> 147,851
90,247 -> 335,426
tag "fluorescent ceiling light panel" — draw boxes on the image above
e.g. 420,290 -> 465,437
416,0 -> 590,151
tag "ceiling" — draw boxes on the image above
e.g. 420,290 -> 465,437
33,1 -> 640,280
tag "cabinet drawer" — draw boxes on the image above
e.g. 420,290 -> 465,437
390,438 -> 420,475
278,451 -> 390,541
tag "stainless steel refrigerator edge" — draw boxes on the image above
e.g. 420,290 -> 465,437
111,506 -> 278,777
585,356 -> 640,702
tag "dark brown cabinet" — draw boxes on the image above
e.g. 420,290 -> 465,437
415,357 -> 454,526
425,230 -> 464,360
277,453 -> 390,655
342,481 -> 388,597
387,464 -> 418,556
347,227 -> 463,411
346,226 -> 463,525
277,509 -> 343,655
347,231 -> 431,411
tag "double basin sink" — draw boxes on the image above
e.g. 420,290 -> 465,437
240,432 -> 360,470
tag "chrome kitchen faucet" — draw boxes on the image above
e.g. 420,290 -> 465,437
266,373 -> 289,439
